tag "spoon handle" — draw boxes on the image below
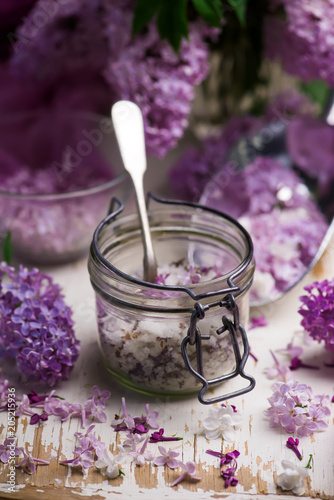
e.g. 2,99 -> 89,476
112,100 -> 157,283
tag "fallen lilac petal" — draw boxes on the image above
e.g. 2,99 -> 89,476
249,316 -> 268,330
286,437 -> 302,460
150,429 -> 182,443
290,356 -> 319,371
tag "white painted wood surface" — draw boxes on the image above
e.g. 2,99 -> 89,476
0,230 -> 334,500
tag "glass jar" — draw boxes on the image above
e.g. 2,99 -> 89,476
88,195 -> 256,403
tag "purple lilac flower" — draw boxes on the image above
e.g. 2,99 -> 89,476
287,118 -> 334,193
289,356 -> 319,371
249,316 -> 268,330
265,1 -> 334,86
149,428 -> 182,443
0,262 -> 80,386
129,436 -> 155,466
299,279 -> 334,353
16,449 -> 49,474
0,372 -> 10,404
75,424 -> 105,458
169,114 -> 260,201
111,397 -> 135,430
221,467 -> 238,488
153,446 -> 180,468
172,146 -> 328,303
11,0 -> 215,158
171,461 -> 201,487
286,437 -> 302,460
264,350 -> 292,382
60,446 -> 95,473
0,439 -> 23,463
264,379 -> 331,437
30,412 -> 48,425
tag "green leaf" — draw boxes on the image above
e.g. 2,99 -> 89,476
300,79 -> 329,110
191,0 -> 222,27
132,0 -> 163,35
2,231 -> 12,265
157,0 -> 188,52
226,0 -> 248,25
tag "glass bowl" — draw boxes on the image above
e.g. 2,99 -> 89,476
0,110 -> 131,264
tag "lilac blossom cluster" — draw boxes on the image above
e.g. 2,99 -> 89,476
0,164 -> 114,262
265,1 -> 334,85
299,279 -> 334,353
206,449 -> 240,488
11,0 -> 214,158
0,262 -> 80,385
203,155 -> 327,302
0,164 -> 110,195
168,90 -> 314,202
264,379 -> 331,437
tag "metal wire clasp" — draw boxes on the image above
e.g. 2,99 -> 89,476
181,294 -> 255,405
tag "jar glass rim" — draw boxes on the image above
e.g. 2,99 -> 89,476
90,196 -> 254,302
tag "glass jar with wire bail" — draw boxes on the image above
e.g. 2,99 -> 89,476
88,194 -> 256,404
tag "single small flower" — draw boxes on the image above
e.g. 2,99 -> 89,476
131,423 -> 149,435
206,448 -> 240,468
264,350 -> 292,382
171,461 -> 201,487
249,316 -> 268,330
129,437 -> 155,467
202,405 -> 243,441
15,394 -> 34,417
60,447 -> 95,473
143,404 -> 159,429
74,424 -> 105,458
154,446 -> 180,468
16,449 -> 49,475
30,412 -> 48,425
123,432 -> 146,449
27,390 -> 48,405
286,437 -> 302,460
182,265 -> 201,285
0,439 -> 22,463
155,273 -> 170,286
221,467 -> 238,488
276,460 -> 309,496
289,356 -> 319,371
111,398 -> 135,430
277,342 -> 303,359
95,446 -> 125,479
149,428 -> 183,443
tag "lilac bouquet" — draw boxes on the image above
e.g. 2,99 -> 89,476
0,262 -> 80,385
299,279 -> 334,353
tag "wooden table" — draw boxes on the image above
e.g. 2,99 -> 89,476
1,232 -> 334,500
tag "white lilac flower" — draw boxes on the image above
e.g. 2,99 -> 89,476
129,437 -> 154,466
202,404 -> 243,442
153,446 -> 180,468
95,446 -> 125,479
276,460 -> 309,496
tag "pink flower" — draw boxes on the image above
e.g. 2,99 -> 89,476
154,446 -> 180,468
111,397 -> 135,430
171,461 -> 201,487
0,439 -> 22,463
129,437 -> 155,467
60,447 -> 95,473
16,449 -> 49,475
